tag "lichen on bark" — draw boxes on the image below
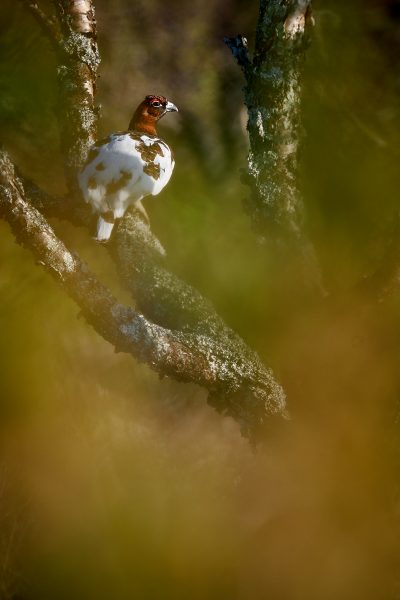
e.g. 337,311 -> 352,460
112,211 -> 288,434
55,0 -> 100,193
226,0 -> 313,238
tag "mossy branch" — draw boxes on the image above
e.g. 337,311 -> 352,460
225,0 -> 313,238
0,150 -> 287,438
53,0 -> 101,192
20,1 -> 100,193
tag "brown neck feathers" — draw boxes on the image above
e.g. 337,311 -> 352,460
129,102 -> 158,136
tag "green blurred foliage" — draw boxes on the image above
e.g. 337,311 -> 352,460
0,0 -> 400,598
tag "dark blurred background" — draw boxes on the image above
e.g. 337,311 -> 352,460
0,0 -> 400,598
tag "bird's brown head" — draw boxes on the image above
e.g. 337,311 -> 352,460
129,95 -> 178,136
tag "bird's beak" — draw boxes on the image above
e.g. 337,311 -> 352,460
166,101 -> 178,112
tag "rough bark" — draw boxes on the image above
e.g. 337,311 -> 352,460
21,0 -> 100,191
225,0 -> 313,238
54,0 -> 100,193
111,213 -> 287,430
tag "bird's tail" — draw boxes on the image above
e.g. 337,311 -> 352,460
95,215 -> 114,242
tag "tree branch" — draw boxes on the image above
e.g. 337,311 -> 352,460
19,1 -> 99,191
112,213 -> 288,428
0,150 -> 287,438
226,0 -> 313,238
19,170 -> 92,227
223,35 -> 252,76
53,0 -> 100,193
19,1 -> 62,48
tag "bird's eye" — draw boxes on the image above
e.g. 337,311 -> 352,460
152,101 -> 162,108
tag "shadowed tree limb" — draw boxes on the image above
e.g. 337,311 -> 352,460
0,150 -> 287,437
19,1 -> 62,48
19,171 -> 93,227
111,213 -> 289,429
225,0 -> 313,238
223,34 -> 252,75
225,1 -> 324,296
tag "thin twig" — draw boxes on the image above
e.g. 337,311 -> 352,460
20,0 -> 62,48
224,35 -> 252,76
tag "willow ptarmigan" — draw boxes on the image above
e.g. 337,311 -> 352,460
79,95 -> 178,241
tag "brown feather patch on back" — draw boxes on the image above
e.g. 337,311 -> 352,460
143,163 -> 161,178
106,169 -> 132,195
128,133 -> 164,180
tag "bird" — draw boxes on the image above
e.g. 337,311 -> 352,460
78,94 -> 178,241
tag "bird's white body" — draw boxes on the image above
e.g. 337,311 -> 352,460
79,131 -> 175,240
